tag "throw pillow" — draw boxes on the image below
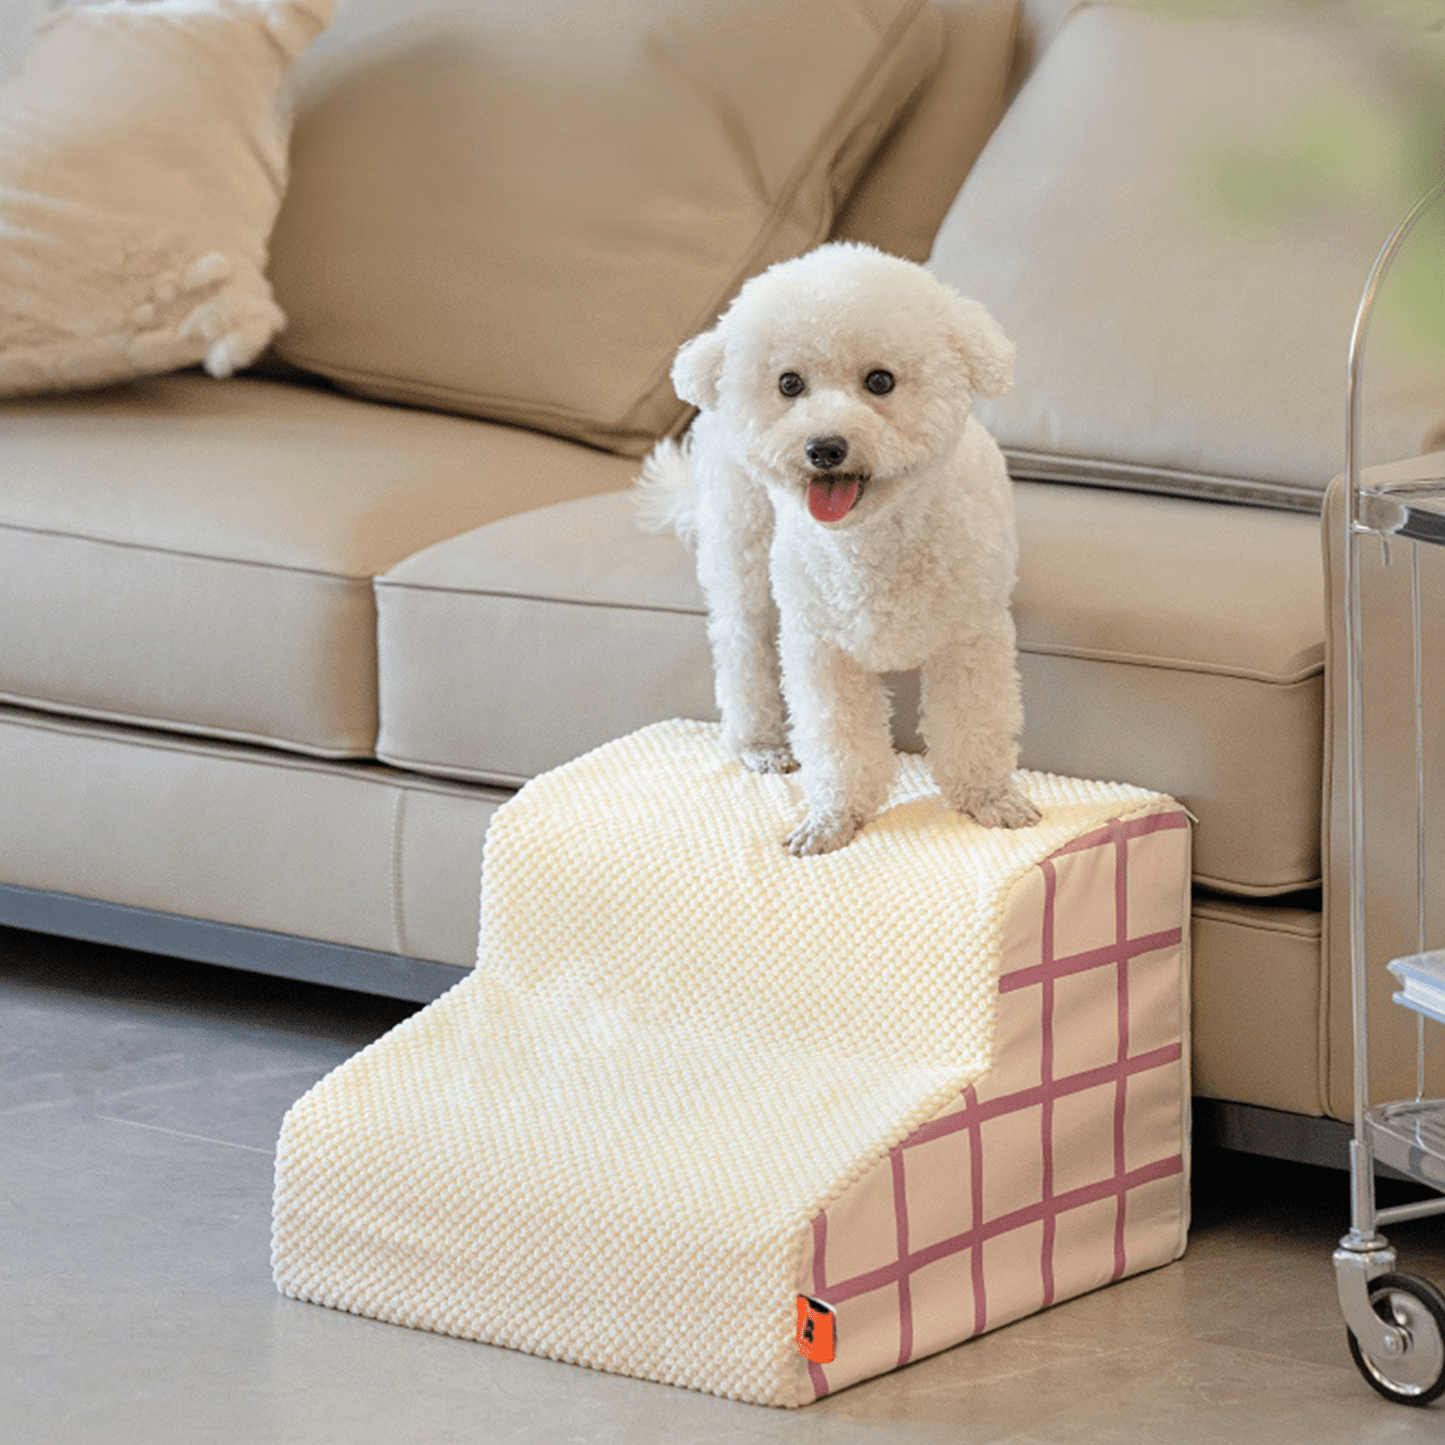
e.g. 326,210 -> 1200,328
267,0 -> 944,457
0,0 -> 334,399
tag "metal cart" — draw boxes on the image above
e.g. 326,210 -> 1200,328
1334,175 -> 1445,1408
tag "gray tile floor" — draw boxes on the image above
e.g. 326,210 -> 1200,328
6,924 -> 1445,1445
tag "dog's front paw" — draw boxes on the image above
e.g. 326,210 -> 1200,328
740,744 -> 798,775
785,810 -> 861,857
958,782 -> 1041,830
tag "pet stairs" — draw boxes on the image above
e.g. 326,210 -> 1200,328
271,721 -> 1190,1406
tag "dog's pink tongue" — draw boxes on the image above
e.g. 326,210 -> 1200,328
808,477 -> 860,523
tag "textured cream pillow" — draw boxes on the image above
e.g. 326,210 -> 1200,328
0,0 -> 334,399
268,0 -> 943,456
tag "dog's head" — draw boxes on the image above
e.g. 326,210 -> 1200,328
671,242 -> 1013,527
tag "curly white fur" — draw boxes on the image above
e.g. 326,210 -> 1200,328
637,241 -> 1040,855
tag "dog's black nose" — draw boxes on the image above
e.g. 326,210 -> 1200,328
806,435 -> 849,470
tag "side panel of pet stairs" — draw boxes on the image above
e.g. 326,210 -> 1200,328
800,811 -> 1189,1397
271,721 -> 1190,1407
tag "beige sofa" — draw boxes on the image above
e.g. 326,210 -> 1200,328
4,0 -> 1443,1165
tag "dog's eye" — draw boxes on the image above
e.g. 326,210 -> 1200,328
864,369 -> 895,396
778,372 -> 805,398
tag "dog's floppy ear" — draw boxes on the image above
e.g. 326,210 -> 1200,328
671,326 -> 727,411
946,294 -> 1014,401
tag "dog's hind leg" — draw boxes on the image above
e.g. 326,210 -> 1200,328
693,462 -> 795,773
922,623 -> 1040,829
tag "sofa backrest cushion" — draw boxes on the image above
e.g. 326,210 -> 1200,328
830,0 -> 1020,263
929,3 -> 1445,510
267,0 -> 946,457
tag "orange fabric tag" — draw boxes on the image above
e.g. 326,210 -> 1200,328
795,1294 -> 837,1364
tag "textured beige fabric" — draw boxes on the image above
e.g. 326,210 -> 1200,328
0,704 -> 502,966
375,480 -> 1323,897
930,5 -> 1445,508
0,0 -> 333,397
831,0 -> 1019,262
1,374 -> 632,755
272,720 -> 1175,1406
268,0 -> 942,455
1323,462 -> 1445,1119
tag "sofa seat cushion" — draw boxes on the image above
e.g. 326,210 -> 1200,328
373,479 -> 1323,897
375,491 -> 717,783
928,4 -> 1444,509
0,373 -> 636,755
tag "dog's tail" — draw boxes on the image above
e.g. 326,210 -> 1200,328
633,437 -> 698,546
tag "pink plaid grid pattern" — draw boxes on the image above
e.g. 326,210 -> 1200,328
803,810 -> 1189,1399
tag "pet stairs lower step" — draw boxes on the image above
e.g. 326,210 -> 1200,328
271,721 -> 1191,1407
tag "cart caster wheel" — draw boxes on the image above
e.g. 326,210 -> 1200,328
1347,1271 -> 1445,1406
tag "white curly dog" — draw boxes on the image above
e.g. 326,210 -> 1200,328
638,241 -> 1039,856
